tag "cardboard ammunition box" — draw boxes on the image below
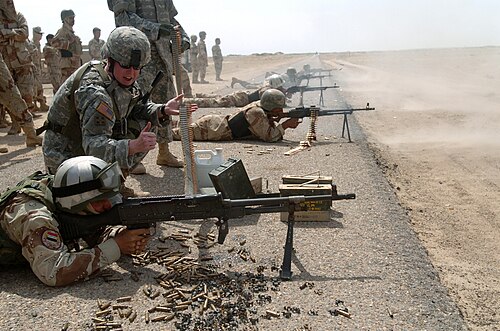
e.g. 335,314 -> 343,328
279,184 -> 332,222
209,158 -> 255,199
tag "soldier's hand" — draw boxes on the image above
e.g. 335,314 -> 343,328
159,24 -> 173,38
114,228 -> 151,255
282,118 -> 301,129
128,122 -> 157,155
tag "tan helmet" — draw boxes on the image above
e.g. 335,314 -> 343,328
101,26 -> 151,68
265,74 -> 285,89
52,156 -> 123,213
260,89 -> 286,111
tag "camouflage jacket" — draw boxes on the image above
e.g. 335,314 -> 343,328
42,61 -> 164,171
197,40 -> 208,66
0,174 -> 121,286
0,12 -> 32,69
88,38 -> 105,60
212,45 -> 222,61
51,23 -> 82,69
42,43 -> 61,68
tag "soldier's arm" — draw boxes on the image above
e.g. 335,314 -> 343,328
3,195 -> 121,286
246,107 -> 285,142
110,0 -> 160,41
1,12 -> 29,42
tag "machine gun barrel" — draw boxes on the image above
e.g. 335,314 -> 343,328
282,103 -> 374,118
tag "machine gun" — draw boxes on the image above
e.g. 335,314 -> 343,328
281,104 -> 375,142
286,84 -> 340,107
57,191 -> 355,279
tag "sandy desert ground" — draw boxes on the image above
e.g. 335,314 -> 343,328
0,47 -> 498,330
329,47 -> 500,330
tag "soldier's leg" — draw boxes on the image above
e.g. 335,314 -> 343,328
191,60 -> 199,83
138,54 -> 183,168
14,66 -> 43,146
180,66 -> 193,98
199,65 -> 208,83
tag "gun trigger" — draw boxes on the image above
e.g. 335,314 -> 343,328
216,219 -> 228,244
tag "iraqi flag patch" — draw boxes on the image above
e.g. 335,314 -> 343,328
41,229 -> 62,250
96,101 -> 114,121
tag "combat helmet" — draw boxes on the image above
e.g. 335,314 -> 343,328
286,67 -> 297,76
260,89 -> 286,112
265,74 -> 285,89
52,156 -> 123,213
60,9 -> 75,21
101,26 -> 151,69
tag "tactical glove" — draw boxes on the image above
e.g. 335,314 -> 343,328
159,24 -> 173,38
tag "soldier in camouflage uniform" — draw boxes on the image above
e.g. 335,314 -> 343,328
109,0 -> 192,169
41,27 -> 191,196
51,9 -> 82,82
184,74 -> 286,108
28,26 -> 49,112
197,31 -> 208,83
0,156 -> 150,286
88,27 -> 105,60
212,37 -> 223,81
42,33 -> 62,94
173,89 -> 300,142
190,34 -> 199,83
0,0 -> 42,146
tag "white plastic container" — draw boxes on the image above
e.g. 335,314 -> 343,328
194,148 -> 224,188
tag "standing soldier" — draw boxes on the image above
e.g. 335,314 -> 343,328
0,0 -> 42,146
42,34 -> 62,94
212,37 -> 223,81
51,9 -> 82,82
108,0 -> 192,170
29,26 -> 49,112
197,31 -> 208,83
88,27 -> 105,60
190,34 -> 199,83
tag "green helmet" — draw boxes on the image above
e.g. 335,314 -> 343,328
52,156 -> 123,213
260,89 -> 286,111
101,27 -> 151,68
60,9 -> 75,21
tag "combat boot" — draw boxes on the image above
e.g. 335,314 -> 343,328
8,120 -> 21,135
21,122 -> 43,147
130,162 -> 147,175
156,142 -> 184,168
0,146 -> 8,153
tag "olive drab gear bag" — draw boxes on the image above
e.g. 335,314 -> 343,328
0,172 -> 55,265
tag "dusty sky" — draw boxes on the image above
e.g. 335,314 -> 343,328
14,0 -> 500,55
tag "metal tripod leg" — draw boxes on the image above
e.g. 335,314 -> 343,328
280,204 -> 296,280
341,113 -> 352,142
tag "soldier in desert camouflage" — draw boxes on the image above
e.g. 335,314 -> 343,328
41,27 -> 194,197
51,9 -> 82,81
173,89 -> 300,142
42,33 -> 62,93
190,34 -> 199,83
0,0 -> 42,146
197,31 -> 209,84
0,156 -> 150,286
184,74 -> 286,108
88,27 -> 105,61
212,37 -> 223,81
28,26 -> 49,112
109,0 -> 193,171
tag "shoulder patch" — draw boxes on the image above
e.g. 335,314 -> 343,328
96,101 -> 114,121
41,229 -> 62,250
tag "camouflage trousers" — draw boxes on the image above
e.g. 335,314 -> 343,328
184,91 -> 250,108
0,53 -> 32,124
172,114 -> 232,141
